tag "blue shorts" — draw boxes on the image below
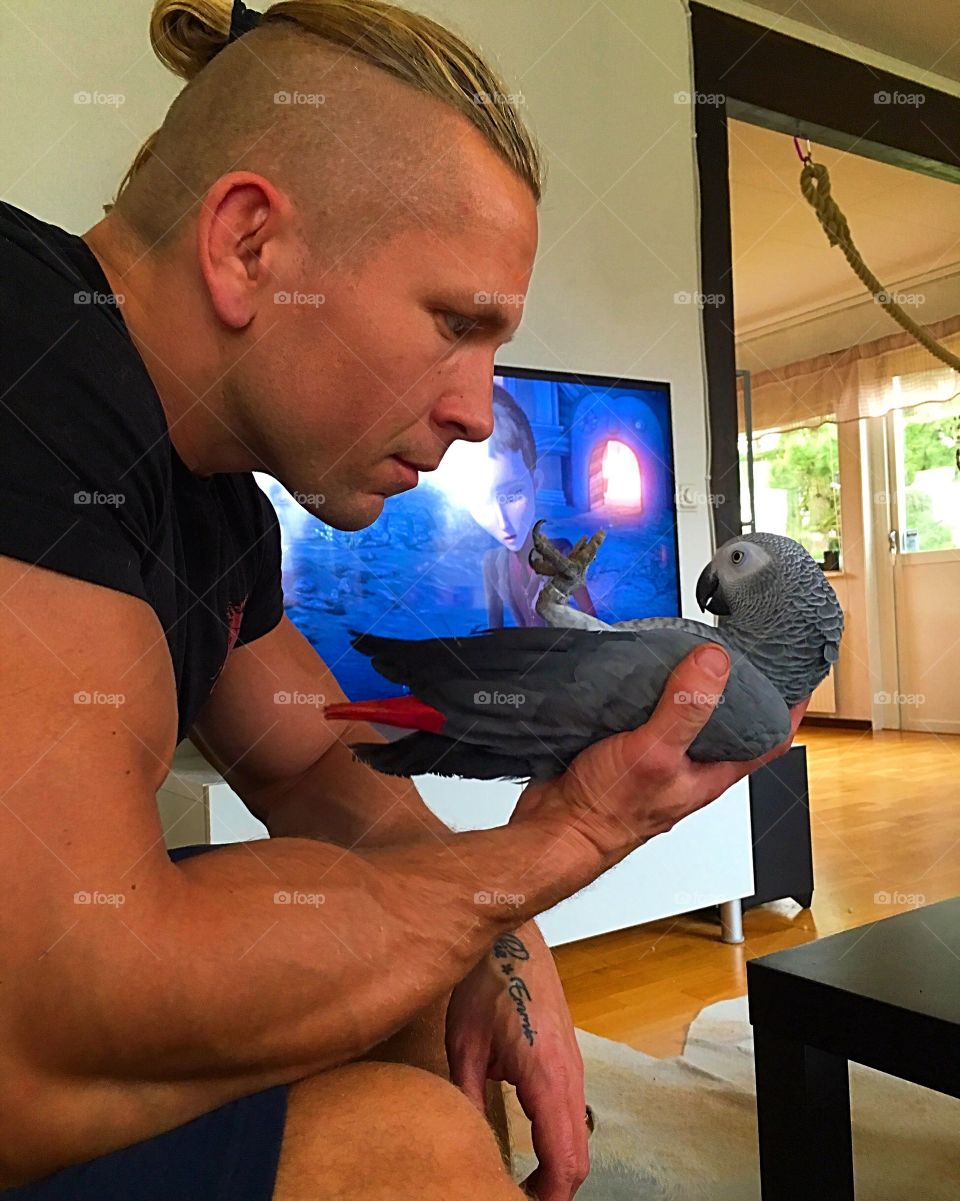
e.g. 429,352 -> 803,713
1,844 -> 289,1201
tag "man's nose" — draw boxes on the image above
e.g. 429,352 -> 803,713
431,374 -> 495,443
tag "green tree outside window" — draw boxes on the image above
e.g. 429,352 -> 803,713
739,423 -> 842,565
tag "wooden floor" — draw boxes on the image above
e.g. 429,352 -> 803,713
553,724 -> 960,1057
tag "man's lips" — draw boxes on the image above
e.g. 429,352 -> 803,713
390,456 -> 423,486
394,454 -> 441,472
391,454 -> 444,486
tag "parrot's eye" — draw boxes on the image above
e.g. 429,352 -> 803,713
731,549 -> 745,565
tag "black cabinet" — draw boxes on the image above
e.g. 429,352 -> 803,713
742,743 -> 814,911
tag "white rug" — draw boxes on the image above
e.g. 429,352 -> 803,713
505,995 -> 960,1199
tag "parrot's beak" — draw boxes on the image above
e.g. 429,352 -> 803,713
695,564 -> 730,615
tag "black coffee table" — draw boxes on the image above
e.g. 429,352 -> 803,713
747,897 -> 960,1200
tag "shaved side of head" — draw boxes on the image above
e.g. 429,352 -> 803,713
114,22 -> 487,268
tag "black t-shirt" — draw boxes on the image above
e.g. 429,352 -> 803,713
0,202 -> 284,744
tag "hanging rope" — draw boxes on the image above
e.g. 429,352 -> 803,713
793,137 -> 960,374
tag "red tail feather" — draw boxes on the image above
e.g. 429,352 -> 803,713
323,694 -> 446,734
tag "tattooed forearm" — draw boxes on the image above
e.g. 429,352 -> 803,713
492,933 -> 537,1046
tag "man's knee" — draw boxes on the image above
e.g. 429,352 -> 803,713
273,1060 -> 524,1200
286,1060 -> 502,1158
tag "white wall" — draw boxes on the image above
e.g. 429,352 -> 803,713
413,0 -> 716,606
0,3 -> 181,230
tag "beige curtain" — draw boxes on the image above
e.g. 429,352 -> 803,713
737,314 -> 960,435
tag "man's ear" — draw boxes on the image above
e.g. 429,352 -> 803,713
533,465 -> 543,491
195,173 -> 294,331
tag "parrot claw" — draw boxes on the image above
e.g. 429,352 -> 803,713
529,518 -> 606,600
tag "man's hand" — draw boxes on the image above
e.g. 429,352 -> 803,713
445,921 -> 589,1201
511,644 -> 810,864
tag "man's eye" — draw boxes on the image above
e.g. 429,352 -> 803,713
441,312 -> 477,339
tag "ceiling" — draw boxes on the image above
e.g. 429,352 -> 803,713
728,118 -> 960,365
739,0 -> 960,84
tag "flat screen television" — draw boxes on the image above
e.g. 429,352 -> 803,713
255,366 -> 681,701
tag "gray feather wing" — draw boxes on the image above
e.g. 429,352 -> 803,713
347,730 -> 534,783
347,626 -> 791,777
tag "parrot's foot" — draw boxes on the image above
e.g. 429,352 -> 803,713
529,519 -> 606,600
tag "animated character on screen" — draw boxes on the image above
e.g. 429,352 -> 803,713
465,384 -> 597,628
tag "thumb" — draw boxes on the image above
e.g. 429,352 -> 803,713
648,642 -> 730,752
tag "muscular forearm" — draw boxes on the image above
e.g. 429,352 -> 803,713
262,731 -> 546,1073
261,728 -> 548,952
6,816 -> 598,1186
260,728 -> 548,964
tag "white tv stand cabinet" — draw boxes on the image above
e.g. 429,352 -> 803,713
157,743 -> 754,948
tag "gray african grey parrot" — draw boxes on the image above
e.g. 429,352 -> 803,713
322,521 -> 843,782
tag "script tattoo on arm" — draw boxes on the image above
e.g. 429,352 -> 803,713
492,933 -> 537,1046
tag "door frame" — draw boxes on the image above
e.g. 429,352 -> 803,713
689,2 -> 960,547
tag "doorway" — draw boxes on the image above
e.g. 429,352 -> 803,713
728,115 -> 960,729
876,392 -> 960,732
691,3 -> 960,733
